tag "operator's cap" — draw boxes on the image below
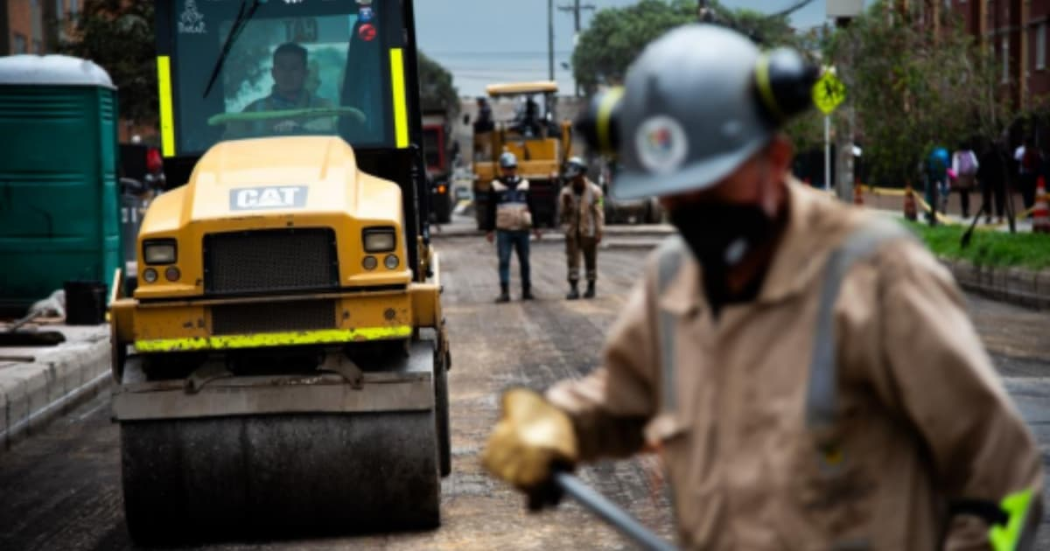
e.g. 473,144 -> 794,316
499,151 -> 518,169
614,24 -> 774,200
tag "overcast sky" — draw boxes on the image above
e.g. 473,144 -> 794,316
413,1 -> 845,96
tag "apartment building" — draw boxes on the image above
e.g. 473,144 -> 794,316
1,0 -> 79,56
950,0 -> 1050,108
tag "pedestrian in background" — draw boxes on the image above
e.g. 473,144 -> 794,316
978,141 -> 1007,224
559,157 -> 604,300
485,152 -> 540,303
926,146 -> 949,224
1016,137 -> 1039,213
951,143 -> 979,219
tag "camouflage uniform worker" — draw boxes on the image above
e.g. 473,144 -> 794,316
559,157 -> 605,300
482,25 -> 1043,550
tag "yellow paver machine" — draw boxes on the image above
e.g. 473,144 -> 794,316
471,81 -> 573,228
108,0 -> 449,544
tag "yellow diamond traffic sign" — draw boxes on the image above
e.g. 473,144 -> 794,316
813,71 -> 846,115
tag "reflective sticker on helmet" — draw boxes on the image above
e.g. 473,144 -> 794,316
636,115 -> 688,174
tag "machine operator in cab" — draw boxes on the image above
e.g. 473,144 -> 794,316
482,24 -> 1043,550
227,42 -> 335,138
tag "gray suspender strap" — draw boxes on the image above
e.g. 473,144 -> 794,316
805,219 -> 915,431
655,236 -> 685,412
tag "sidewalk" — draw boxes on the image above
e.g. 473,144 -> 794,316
857,188 -> 1035,232
0,323 -> 110,452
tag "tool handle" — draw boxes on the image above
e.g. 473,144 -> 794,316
7,310 -> 42,333
554,472 -> 678,551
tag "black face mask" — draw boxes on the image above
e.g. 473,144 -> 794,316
669,203 -> 773,270
669,203 -> 776,310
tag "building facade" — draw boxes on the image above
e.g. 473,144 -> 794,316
950,0 -> 1050,109
1,0 -> 78,56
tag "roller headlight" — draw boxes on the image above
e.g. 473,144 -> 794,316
362,256 -> 378,271
143,239 -> 177,265
363,227 -> 396,253
384,254 -> 399,270
142,268 -> 158,283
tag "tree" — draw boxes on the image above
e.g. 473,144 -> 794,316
60,0 -> 157,125
571,0 -> 822,149
827,1 -> 997,188
418,51 -> 458,116
571,0 -> 696,95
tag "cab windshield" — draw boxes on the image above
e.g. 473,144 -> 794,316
171,0 -> 394,154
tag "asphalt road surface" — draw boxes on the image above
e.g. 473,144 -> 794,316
1,236 -> 1049,550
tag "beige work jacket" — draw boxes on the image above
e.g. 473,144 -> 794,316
547,180 -> 1042,550
559,179 -> 605,238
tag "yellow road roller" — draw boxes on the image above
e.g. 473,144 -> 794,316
471,81 -> 573,228
109,0 -> 448,544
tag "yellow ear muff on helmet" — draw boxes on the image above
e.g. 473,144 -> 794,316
574,87 -> 624,157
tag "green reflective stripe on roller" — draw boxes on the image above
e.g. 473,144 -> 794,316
135,326 -> 413,352
990,489 -> 1034,551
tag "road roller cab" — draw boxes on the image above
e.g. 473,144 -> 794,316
109,0 -> 449,544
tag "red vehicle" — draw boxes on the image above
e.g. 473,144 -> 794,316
423,109 -> 456,224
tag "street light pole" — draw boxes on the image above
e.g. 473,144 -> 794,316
558,0 -> 595,96
548,0 -> 555,82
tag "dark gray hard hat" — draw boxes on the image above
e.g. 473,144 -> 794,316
499,151 -> 518,168
614,24 -> 774,200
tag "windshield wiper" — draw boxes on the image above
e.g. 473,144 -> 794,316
203,0 -> 262,98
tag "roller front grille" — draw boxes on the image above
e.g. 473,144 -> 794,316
211,299 -> 336,336
204,229 -> 338,295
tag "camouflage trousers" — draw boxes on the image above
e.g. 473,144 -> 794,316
566,232 -> 598,283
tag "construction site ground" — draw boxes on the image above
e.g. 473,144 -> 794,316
2,218 -> 1050,550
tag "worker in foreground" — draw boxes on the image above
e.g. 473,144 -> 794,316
482,24 -> 1043,550
486,152 -> 539,302
560,156 -> 605,300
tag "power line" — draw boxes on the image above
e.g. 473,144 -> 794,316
772,0 -> 818,18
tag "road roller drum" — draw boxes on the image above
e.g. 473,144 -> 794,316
114,340 -> 447,545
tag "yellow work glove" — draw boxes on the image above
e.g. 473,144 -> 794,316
482,388 -> 579,510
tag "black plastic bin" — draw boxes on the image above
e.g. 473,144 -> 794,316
64,280 -> 107,325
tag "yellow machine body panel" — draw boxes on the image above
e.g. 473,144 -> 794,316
472,121 -> 573,194
134,136 -> 410,301
485,81 -> 559,96
112,136 -> 443,354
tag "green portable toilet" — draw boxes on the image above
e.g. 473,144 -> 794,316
0,55 -> 121,313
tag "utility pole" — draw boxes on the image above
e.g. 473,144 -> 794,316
834,17 -> 854,204
548,0 -> 555,82
558,0 -> 595,96
827,1 -> 864,202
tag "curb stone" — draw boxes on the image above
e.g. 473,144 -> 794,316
943,259 -> 1050,311
0,326 -> 111,453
